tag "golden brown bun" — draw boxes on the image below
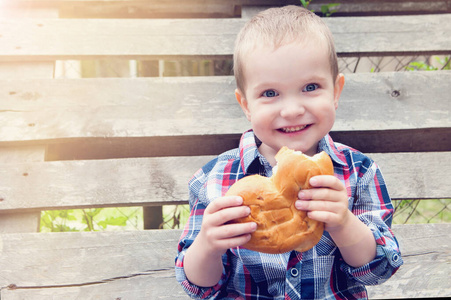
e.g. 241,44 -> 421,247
225,147 -> 334,254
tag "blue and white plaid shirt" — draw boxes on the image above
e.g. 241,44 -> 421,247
176,130 -> 402,299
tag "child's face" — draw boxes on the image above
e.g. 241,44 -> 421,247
235,39 -> 344,164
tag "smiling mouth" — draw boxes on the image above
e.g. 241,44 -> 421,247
278,125 -> 310,133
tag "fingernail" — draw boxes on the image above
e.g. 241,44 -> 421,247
299,191 -> 305,199
250,222 -> 257,231
296,200 -> 306,210
310,177 -> 317,186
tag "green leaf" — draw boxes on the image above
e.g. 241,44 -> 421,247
98,216 -> 128,228
321,4 -> 340,17
107,216 -> 128,226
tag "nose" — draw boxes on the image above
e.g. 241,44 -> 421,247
279,96 -> 305,119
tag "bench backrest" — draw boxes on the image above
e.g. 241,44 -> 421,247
0,1 -> 450,299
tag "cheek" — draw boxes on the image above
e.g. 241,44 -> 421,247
311,101 -> 336,123
249,104 -> 274,123
321,106 -> 337,125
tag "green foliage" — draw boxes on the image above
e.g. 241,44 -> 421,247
300,0 -> 340,17
320,3 -> 340,17
40,207 -> 142,232
300,0 -> 311,7
40,210 -> 79,232
393,199 -> 451,224
161,205 -> 190,229
406,56 -> 450,71
39,205 -> 191,232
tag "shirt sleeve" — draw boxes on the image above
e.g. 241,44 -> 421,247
340,160 -> 403,285
174,172 -> 230,299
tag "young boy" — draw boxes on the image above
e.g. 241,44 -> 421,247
175,6 -> 402,299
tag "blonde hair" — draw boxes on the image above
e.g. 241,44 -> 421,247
233,5 -> 339,93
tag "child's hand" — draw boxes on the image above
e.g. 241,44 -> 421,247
295,175 -> 351,232
184,196 -> 257,287
197,196 -> 257,258
295,175 -> 377,267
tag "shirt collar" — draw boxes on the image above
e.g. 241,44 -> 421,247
239,130 -> 347,175
318,134 -> 348,166
239,130 -> 262,175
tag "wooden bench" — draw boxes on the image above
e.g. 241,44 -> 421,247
0,0 -> 450,298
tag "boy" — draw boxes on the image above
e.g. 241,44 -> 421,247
175,6 -> 402,299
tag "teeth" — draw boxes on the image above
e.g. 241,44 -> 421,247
281,125 -> 307,133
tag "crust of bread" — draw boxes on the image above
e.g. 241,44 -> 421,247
225,147 -> 334,254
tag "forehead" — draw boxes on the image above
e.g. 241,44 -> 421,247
242,30 -> 330,62
242,40 -> 333,92
243,37 -> 331,72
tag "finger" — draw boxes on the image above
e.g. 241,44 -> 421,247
295,199 -> 341,212
306,210 -> 335,224
215,222 -> 257,240
299,188 -> 336,202
205,205 -> 251,227
203,222 -> 256,250
215,232 -> 253,250
205,196 -> 243,215
309,175 -> 345,191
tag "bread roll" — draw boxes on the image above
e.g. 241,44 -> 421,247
225,146 -> 334,254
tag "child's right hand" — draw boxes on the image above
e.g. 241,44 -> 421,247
197,196 -> 257,258
184,196 -> 257,287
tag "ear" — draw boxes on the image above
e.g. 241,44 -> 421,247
333,73 -> 345,110
235,88 -> 252,121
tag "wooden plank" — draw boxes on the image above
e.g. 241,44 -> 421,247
0,212 -> 40,233
0,152 -> 450,213
39,127 -> 451,161
2,0 -> 450,18
242,1 -> 451,18
0,229 -> 188,299
0,72 -> 450,145
0,1 -> 58,18
0,62 -> 55,79
0,272 -> 190,299
0,145 -> 46,163
59,1 -> 239,18
0,1 -> 57,233
0,135 -> 44,234
0,224 -> 449,299
370,152 -> 451,200
367,223 -> 451,298
0,156 -> 203,212
0,14 -> 450,61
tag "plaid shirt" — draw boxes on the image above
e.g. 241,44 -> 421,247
175,130 -> 403,300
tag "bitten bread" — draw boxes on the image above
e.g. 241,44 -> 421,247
225,146 -> 334,254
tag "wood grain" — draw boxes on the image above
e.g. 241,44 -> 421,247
0,224 -> 449,299
0,14 -> 450,61
2,0 -> 451,18
0,72 -> 449,144
0,152 -> 450,213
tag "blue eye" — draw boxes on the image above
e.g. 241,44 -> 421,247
303,83 -> 319,92
262,90 -> 279,97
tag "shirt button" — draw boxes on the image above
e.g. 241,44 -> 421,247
290,268 -> 299,277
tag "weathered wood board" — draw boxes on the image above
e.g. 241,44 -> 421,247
0,1 -> 449,299
0,152 -> 450,213
1,72 -> 450,144
3,0 -> 451,18
0,224 -> 449,299
0,14 -> 450,61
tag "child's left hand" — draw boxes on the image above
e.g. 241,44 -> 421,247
295,175 -> 351,232
295,175 -> 378,267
